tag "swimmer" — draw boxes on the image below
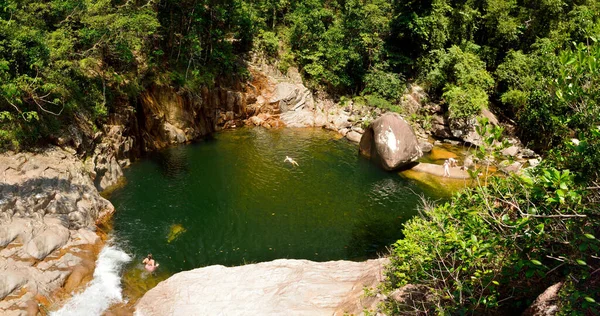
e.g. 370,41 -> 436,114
284,156 -> 299,167
443,160 -> 450,177
143,253 -> 159,272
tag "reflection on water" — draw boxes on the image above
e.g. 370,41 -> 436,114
110,128 -> 442,277
149,145 -> 190,179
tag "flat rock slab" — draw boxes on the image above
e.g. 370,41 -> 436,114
135,258 -> 387,316
411,162 -> 471,179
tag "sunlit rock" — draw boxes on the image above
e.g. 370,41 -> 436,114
359,113 -> 422,170
135,258 -> 387,315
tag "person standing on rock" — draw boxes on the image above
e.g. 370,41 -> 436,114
143,253 -> 159,272
443,160 -> 451,177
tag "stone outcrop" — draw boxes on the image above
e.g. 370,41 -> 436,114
138,85 -> 215,151
359,113 -> 423,170
0,148 -> 107,314
0,148 -> 114,228
135,258 -> 387,316
410,162 -> 471,179
523,282 -> 563,316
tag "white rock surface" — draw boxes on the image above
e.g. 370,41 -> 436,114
135,258 -> 387,316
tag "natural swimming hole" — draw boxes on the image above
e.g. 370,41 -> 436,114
108,127 -> 444,276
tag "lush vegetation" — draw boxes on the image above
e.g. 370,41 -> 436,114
383,40 -> 599,314
386,125 -> 600,314
2,0 -> 600,151
0,2 -> 599,313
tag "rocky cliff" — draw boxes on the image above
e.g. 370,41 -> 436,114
0,148 -> 108,314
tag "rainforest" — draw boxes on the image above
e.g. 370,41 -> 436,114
0,0 -> 599,315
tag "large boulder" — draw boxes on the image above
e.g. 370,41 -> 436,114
359,113 -> 423,170
135,258 -> 387,316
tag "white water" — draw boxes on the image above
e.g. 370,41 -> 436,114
53,245 -> 131,316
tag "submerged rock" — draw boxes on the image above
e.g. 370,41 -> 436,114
359,113 -> 422,170
167,224 -> 186,243
135,258 -> 387,316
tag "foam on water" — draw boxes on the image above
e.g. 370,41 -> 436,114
53,245 -> 131,316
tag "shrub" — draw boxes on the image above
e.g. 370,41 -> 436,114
257,30 -> 279,58
355,94 -> 402,113
363,69 -> 405,102
385,166 -> 599,314
442,85 -> 488,122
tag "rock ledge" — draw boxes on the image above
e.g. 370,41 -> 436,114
135,258 -> 387,316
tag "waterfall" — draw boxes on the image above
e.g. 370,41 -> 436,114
53,245 -> 131,316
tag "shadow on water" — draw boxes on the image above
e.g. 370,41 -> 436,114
147,145 -> 190,179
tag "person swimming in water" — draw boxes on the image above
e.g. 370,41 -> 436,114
284,156 -> 299,166
143,253 -> 159,272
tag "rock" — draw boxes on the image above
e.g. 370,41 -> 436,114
463,156 -> 474,169
502,146 -> 520,157
280,109 -> 316,128
0,272 -> 26,300
520,148 -> 537,158
351,126 -> 364,134
359,113 -> 423,170
431,115 -> 453,139
410,162 -> 471,179
460,129 -> 483,147
346,131 -> 362,143
481,108 -> 499,126
0,219 -> 31,247
419,142 -> 434,153
388,284 -> 428,308
62,259 -> 95,294
501,161 -> 522,174
248,115 -> 264,126
0,148 -> 112,314
443,139 -> 461,145
270,82 -> 314,113
401,94 -> 421,115
523,282 -> 563,316
529,158 -> 541,167
24,223 -> 70,260
135,258 -> 387,316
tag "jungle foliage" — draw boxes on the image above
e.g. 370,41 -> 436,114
0,2 -> 599,313
2,0 -> 600,151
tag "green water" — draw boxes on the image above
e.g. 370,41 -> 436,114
110,127 -> 441,274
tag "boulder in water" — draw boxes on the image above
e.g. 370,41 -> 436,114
359,113 -> 422,170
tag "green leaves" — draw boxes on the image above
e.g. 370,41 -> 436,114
584,234 -> 596,240
530,259 -> 542,266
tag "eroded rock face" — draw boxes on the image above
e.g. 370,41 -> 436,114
0,148 -> 114,228
359,113 -> 423,170
139,84 -> 253,151
135,258 -> 387,316
0,148 -> 107,313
